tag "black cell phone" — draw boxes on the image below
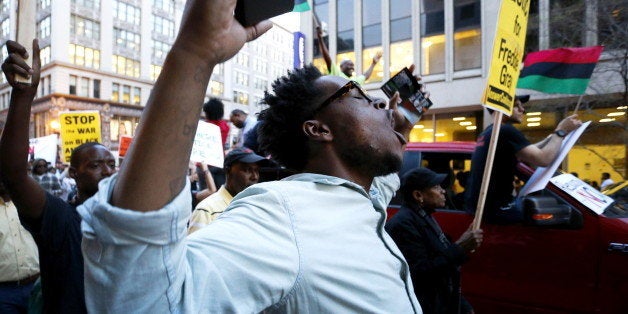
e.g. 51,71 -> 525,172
381,67 -> 433,124
235,0 -> 294,27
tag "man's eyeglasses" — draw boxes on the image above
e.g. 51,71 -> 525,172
314,81 -> 373,113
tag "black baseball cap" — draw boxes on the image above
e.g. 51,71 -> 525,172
224,147 -> 269,168
515,95 -> 530,103
401,168 -> 447,193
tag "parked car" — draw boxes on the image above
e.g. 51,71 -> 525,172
390,142 -> 628,314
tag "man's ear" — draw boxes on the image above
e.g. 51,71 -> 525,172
303,120 -> 332,142
412,190 -> 423,203
68,167 -> 77,179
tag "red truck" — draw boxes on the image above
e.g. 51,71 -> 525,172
390,142 -> 628,314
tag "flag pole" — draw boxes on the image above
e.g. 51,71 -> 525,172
573,94 -> 585,114
472,111 -> 503,231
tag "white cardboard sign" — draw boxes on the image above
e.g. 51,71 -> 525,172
190,121 -> 224,168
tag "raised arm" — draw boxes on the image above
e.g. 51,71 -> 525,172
316,27 -> 332,73
0,40 -> 46,219
362,51 -> 382,81
110,0 -> 271,211
516,114 -> 582,167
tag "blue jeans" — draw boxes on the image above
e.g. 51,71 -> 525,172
0,282 -> 35,314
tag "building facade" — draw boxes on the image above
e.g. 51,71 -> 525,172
305,0 -> 626,181
0,0 -> 295,154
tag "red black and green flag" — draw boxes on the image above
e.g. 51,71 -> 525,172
517,46 -> 603,94
293,0 -> 311,12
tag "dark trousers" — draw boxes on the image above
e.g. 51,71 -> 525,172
0,282 -> 35,314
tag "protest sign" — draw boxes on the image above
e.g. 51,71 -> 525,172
16,0 -> 36,84
59,111 -> 102,163
473,0 -> 531,231
519,121 -> 591,196
191,121 -> 224,168
481,0 -> 531,115
28,134 -> 58,164
550,173 -> 613,215
118,135 -> 133,158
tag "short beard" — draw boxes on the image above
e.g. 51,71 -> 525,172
338,142 -> 402,178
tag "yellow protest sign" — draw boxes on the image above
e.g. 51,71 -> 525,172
59,111 -> 102,163
482,0 -> 531,115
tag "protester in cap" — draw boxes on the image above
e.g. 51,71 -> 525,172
465,95 -> 582,223
0,180 -> 40,313
316,26 -> 382,85
386,168 -> 482,314
188,148 -> 268,234
77,1 -> 422,312
0,40 -> 116,313
230,109 -> 257,148
31,158 -> 63,197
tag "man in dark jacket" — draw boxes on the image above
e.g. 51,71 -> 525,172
386,168 -> 483,314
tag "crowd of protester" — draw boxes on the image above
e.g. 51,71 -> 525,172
1,1 -> 590,313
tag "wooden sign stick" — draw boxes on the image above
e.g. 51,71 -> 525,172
472,111 -> 503,231
16,0 -> 36,84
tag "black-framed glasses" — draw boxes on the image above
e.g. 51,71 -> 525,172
314,81 -> 373,113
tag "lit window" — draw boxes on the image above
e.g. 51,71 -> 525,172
420,0 -> 445,75
37,17 -> 51,39
112,83 -> 120,102
40,46 -> 51,66
233,90 -> 249,105
112,55 -> 140,78
114,28 -> 141,52
122,85 -> 131,103
454,0 -> 481,71
71,15 -> 101,41
209,80 -> 224,96
133,87 -> 141,105
79,77 -> 89,97
150,64 -> 162,81
69,44 -> 100,69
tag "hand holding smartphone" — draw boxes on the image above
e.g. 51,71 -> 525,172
235,0 -> 294,27
381,68 -> 433,124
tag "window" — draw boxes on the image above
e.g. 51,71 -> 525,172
362,0 -> 382,83
39,75 -> 51,97
454,0 -> 481,71
71,15 -> 100,40
336,0 -> 354,59
110,116 -> 139,141
79,77 -> 89,97
37,16 -> 51,39
253,58 -> 267,73
113,1 -> 141,25
112,55 -> 140,77
92,79 -> 101,98
71,0 -> 99,10
69,75 -> 77,95
150,64 -> 162,81
390,0 -> 413,75
209,80 -> 223,96
236,53 -> 249,67
122,85 -> 131,103
0,19 -> 10,38
40,46 -> 51,66
420,0 -> 445,75
312,0 -> 329,71
152,40 -> 170,60
68,44 -> 100,69
38,0 -> 52,10
133,87 -> 141,105
253,77 -> 268,90
233,90 -> 249,105
112,83 -> 120,102
213,63 -> 224,76
153,15 -> 174,37
114,28 -> 140,51
1,1 -> 10,13
153,0 -> 174,15
549,0 -> 584,48
234,70 -> 248,86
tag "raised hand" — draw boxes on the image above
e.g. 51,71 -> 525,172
176,0 -> 272,66
1,39 -> 40,93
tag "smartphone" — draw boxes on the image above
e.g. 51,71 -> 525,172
235,0 -> 294,27
381,68 -> 433,124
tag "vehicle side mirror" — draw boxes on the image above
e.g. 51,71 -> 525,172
523,196 -> 583,229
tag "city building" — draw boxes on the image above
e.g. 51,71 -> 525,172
0,0 -> 295,153
304,0 -> 626,180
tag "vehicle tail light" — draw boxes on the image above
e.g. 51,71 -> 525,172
532,214 -> 554,220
